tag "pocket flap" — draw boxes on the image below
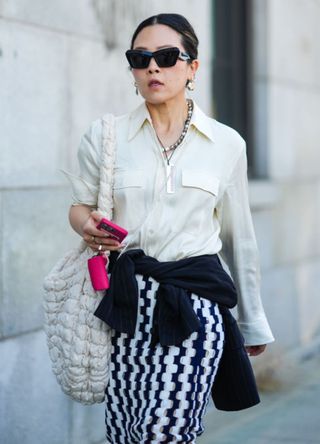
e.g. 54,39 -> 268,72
114,171 -> 144,189
182,170 -> 220,196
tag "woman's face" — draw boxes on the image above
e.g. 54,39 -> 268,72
130,24 -> 198,104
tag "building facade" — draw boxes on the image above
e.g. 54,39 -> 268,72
1,1 -> 319,443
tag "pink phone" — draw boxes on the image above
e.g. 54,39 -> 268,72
96,218 -> 128,243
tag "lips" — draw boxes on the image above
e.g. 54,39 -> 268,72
148,79 -> 164,87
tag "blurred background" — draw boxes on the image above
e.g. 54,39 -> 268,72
1,1 -> 320,443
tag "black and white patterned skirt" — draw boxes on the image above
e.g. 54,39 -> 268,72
104,274 -> 225,444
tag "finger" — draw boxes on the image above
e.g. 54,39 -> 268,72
83,233 -> 106,244
84,226 -> 110,238
93,244 -> 123,252
83,229 -> 113,242
246,345 -> 266,356
83,233 -> 96,244
83,234 -> 122,251
95,237 -> 121,247
249,349 -> 260,356
85,239 -> 123,252
251,349 -> 263,356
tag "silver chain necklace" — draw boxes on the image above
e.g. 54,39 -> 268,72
157,99 -> 194,164
155,99 -> 193,194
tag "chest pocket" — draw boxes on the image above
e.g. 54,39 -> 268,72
182,170 -> 220,197
113,171 -> 145,189
177,170 -> 220,236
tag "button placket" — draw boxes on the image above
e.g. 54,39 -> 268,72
147,123 -> 195,196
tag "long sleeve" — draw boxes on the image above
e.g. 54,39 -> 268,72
60,119 -> 102,207
216,143 -> 274,346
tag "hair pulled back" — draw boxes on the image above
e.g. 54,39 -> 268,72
130,13 -> 199,62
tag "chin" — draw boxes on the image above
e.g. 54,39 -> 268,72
140,91 -> 165,102
141,92 -> 183,105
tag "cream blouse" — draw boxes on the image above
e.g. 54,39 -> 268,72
62,100 -> 275,346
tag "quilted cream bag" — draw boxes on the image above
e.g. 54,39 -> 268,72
43,114 -> 115,404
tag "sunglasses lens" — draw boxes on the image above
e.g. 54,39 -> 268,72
155,49 -> 180,67
126,48 -> 181,69
126,51 -> 150,69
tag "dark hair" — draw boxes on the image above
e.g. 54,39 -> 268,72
130,13 -> 199,62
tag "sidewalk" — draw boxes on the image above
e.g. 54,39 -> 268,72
198,347 -> 320,444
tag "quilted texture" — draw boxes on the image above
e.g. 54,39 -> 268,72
43,114 -> 115,404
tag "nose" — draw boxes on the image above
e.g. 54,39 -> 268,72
148,57 -> 160,72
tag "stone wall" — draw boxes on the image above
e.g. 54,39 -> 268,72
0,1 -> 212,443
1,0 -> 320,442
250,0 -> 320,356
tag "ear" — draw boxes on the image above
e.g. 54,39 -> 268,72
190,59 -> 200,77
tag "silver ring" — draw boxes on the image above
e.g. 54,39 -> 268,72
98,244 -> 102,251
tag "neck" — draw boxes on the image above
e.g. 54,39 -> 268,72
146,96 -> 189,133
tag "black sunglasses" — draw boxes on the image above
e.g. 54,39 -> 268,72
125,47 -> 191,69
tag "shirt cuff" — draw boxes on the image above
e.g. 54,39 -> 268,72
237,316 -> 275,346
60,169 -> 98,207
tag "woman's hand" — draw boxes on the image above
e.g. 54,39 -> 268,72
245,344 -> 267,356
82,210 -> 125,253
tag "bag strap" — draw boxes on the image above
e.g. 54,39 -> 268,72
97,114 -> 116,219
78,114 -> 116,255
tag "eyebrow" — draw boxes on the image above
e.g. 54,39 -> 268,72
133,45 -> 176,50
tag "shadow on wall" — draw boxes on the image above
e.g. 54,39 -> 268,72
91,0 -> 190,50
92,0 -> 159,50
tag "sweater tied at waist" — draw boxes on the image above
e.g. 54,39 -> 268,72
94,248 -> 260,411
94,249 -> 237,347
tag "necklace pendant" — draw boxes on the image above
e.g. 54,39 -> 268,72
166,164 -> 175,194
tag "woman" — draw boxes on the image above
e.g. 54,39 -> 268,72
66,13 -> 274,444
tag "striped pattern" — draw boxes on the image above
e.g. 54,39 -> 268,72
104,274 -> 225,444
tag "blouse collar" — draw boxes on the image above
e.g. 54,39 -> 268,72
128,100 -> 216,143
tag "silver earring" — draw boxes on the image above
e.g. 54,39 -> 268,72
134,81 -> 139,95
186,78 -> 195,91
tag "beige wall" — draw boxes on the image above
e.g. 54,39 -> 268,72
250,0 -> 320,354
0,1 -> 212,443
1,1 -> 320,443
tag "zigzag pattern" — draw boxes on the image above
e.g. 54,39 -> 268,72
105,275 -> 225,443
